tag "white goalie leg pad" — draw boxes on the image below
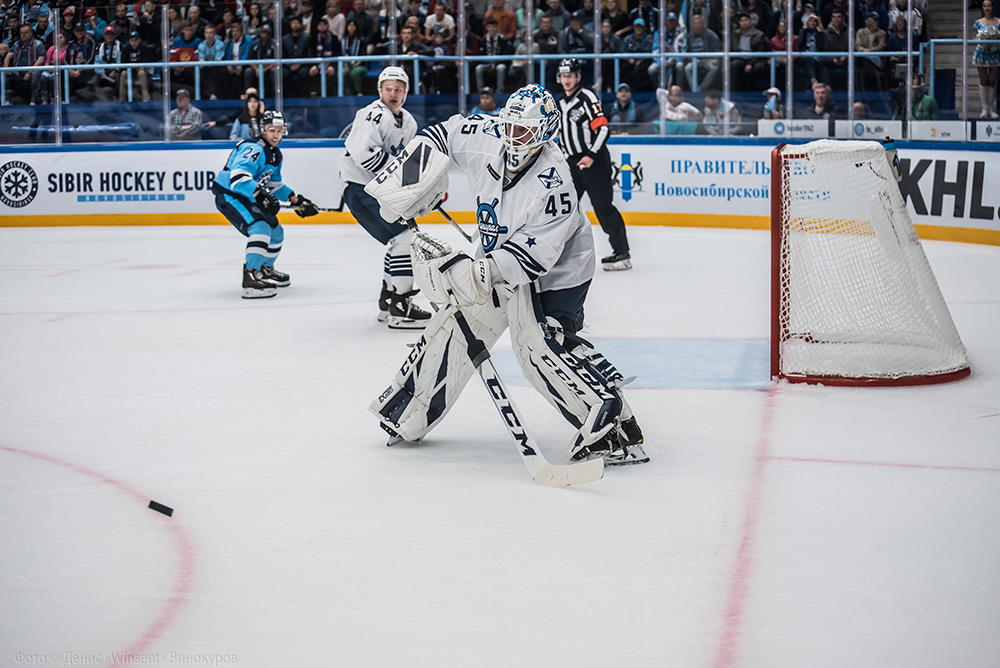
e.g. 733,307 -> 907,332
507,286 -> 624,448
370,289 -> 509,442
364,138 -> 450,223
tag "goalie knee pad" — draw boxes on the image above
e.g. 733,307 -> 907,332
370,290 -> 509,442
507,286 -> 626,445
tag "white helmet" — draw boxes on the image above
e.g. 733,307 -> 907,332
498,84 -> 558,170
377,65 -> 410,93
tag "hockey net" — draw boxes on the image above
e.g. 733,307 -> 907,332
771,139 -> 970,386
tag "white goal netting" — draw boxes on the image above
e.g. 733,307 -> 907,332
774,139 -> 970,384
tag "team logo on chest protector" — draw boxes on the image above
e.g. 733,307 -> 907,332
477,197 -> 506,252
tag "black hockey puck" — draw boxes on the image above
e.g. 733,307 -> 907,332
148,500 -> 174,517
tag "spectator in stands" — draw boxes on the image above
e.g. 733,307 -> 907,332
198,24 -> 225,99
377,23 -> 431,88
201,0 -> 226,28
170,20 -> 201,91
245,22 -> 275,95
136,1 -> 159,46
282,15 -> 316,97
622,17 -> 654,91
657,84 -> 703,122
740,0 -> 771,35
702,89 -> 742,134
341,18 -> 366,95
821,0 -> 849,29
110,3 -> 133,42
973,0 -> 1000,118
799,13 -> 826,88
401,0 -> 426,35
230,89 -> 265,138
169,88 -> 210,140
5,24 -> 44,104
805,81 -> 839,121
888,0 -> 924,43
823,9 -> 850,89
683,13 -> 721,92
655,11 -> 686,90
533,14 -> 559,88
120,30 -> 152,101
84,8 -> 106,42
217,11 -> 236,42
187,5 -> 210,40
886,15 -> 917,85
517,3 -> 543,40
609,81 -> 645,133
730,12 -> 769,92
33,12 -> 53,48
58,9 -> 75,43
244,3 -> 266,41
769,19 -> 798,87
910,74 -> 939,120
599,18 -> 623,92
761,86 -> 782,118
485,0 -> 517,41
91,25 -> 121,100
855,12 -> 886,93
166,6 -> 183,39
853,100 -> 868,118
629,0 -> 658,33
223,23 -> 253,99
603,0 -> 631,38
312,16 -> 341,90
423,28 -> 458,93
423,1 -> 455,41
464,1 -> 484,38
65,22 -> 96,101
857,0 -> 889,33
558,13 -> 594,80
300,0 -> 318,37
323,0 -> 346,40
39,32 -> 67,102
477,17 -> 510,93
541,0 -> 571,33
469,86 -> 499,115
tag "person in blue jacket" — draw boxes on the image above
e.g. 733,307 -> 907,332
212,111 -> 319,298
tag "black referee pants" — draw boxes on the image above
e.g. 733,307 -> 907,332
568,148 -> 630,256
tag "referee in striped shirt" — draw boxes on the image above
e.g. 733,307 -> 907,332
556,58 -> 632,271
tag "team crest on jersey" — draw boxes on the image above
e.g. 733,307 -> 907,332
537,167 -> 563,190
390,141 -> 405,156
477,197 -> 505,252
482,119 -> 502,139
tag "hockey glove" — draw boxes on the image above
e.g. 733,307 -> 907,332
256,190 -> 281,215
414,251 -> 491,307
294,195 -> 319,218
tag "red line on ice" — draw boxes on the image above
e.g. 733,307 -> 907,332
0,445 -> 195,667
712,384 -> 778,668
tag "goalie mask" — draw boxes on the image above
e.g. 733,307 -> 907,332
498,84 -> 558,172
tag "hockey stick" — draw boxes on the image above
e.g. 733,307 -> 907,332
279,202 -> 344,213
408,221 -> 604,487
434,205 -> 476,244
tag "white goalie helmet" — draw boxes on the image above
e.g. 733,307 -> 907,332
377,65 -> 410,93
498,84 -> 559,169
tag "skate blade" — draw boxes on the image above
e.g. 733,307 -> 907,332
386,317 -> 429,330
242,287 -> 277,299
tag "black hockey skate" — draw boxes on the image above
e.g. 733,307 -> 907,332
260,264 -> 290,287
570,416 -> 649,466
601,252 -> 632,272
377,280 -> 393,323
242,264 -> 277,299
385,289 -> 432,330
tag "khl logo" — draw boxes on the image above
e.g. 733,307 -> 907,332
0,160 -> 38,208
477,197 -> 505,252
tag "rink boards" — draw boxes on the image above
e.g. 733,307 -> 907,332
1,138 -> 998,246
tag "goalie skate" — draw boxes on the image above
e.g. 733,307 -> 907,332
570,416 -> 649,466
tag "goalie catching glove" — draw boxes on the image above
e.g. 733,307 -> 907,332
414,251 -> 492,307
365,138 -> 450,223
293,194 -> 319,218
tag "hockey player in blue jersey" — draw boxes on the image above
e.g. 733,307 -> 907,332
366,84 -> 648,466
213,110 -> 319,298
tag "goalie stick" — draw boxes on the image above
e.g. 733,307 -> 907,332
408,218 -> 604,487
434,205 -> 477,244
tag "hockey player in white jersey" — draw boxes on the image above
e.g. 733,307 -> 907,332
341,65 -> 432,329
367,84 -> 648,466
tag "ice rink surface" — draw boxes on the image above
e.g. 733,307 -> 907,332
1,223 -> 998,668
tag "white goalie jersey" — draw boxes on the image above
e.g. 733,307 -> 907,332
418,113 -> 595,293
341,100 -> 418,187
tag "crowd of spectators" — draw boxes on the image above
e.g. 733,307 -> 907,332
0,0 -> 933,121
